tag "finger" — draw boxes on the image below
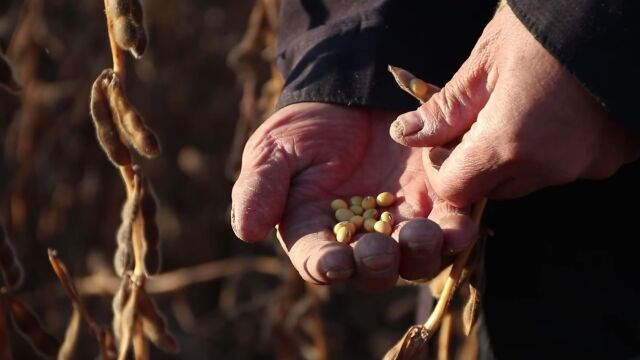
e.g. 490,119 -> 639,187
231,135 -> 292,242
396,218 -> 443,281
390,52 -> 492,147
279,201 -> 355,284
352,233 -> 400,292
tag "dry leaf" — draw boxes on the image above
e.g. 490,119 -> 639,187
383,325 -> 429,360
5,294 -> 60,358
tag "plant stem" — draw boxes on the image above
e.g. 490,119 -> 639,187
422,198 -> 487,337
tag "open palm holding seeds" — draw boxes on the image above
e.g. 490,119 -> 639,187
331,192 -> 396,244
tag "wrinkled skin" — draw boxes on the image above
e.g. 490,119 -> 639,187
391,5 -> 640,207
231,104 -> 476,291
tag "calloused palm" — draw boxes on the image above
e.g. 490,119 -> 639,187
232,103 -> 475,291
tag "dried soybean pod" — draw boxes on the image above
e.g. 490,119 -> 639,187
114,174 -> 140,276
0,52 -> 22,94
6,294 -> 61,358
388,65 -> 440,104
106,75 -> 161,158
129,0 -> 144,24
139,173 -> 161,276
113,16 -> 138,50
112,277 -> 132,341
0,225 -> 24,290
136,289 -> 178,353
91,70 -> 132,166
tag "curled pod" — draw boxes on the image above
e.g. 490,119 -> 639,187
0,225 -> 24,290
130,25 -> 148,59
107,0 -> 131,18
114,178 -> 140,276
0,52 -> 22,94
113,16 -> 139,50
106,76 -> 161,158
90,70 -> 132,166
136,289 -> 178,353
6,295 -> 61,358
111,277 -> 132,341
139,174 -> 161,275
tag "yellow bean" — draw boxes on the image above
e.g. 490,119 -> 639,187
361,196 -> 376,209
363,208 -> 378,220
374,220 -> 392,235
331,199 -> 348,211
376,192 -> 395,207
350,205 -> 364,215
335,208 -> 355,222
333,221 -> 355,235
363,218 -> 376,232
336,227 -> 352,244
410,78 -> 429,99
349,215 -> 364,229
350,196 -> 363,206
380,211 -> 394,227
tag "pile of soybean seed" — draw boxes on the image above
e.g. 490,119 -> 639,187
331,192 -> 395,244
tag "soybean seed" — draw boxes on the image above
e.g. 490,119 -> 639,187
334,221 -> 355,235
363,208 -> 378,220
376,192 -> 395,207
380,211 -> 394,226
350,205 -> 364,215
374,220 -> 392,235
335,208 -> 355,222
350,215 -> 364,229
331,199 -> 348,211
350,196 -> 363,206
363,218 -> 376,232
361,196 -> 376,209
336,227 -> 352,244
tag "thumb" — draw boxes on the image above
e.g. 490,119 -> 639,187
390,57 -> 491,148
231,137 -> 292,242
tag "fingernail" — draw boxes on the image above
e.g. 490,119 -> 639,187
429,147 -> 451,170
362,253 -> 395,271
394,112 -> 423,137
326,269 -> 353,280
321,251 -> 353,280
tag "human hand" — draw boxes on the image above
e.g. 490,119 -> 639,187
390,5 -> 640,208
231,103 -> 476,291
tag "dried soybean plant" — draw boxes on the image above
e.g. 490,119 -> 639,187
1,57 -> 63,359
47,0 -> 176,359
1,223 -> 62,359
383,66 -> 489,360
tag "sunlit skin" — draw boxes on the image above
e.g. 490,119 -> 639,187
231,103 -> 476,291
392,5 -> 640,207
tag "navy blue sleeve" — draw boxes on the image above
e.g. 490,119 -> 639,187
508,0 -> 640,133
276,0 -> 496,111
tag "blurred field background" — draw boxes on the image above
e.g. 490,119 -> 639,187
0,0 -> 420,359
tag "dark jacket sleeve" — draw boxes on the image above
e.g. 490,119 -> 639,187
276,0 -> 496,112
509,0 -> 640,133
